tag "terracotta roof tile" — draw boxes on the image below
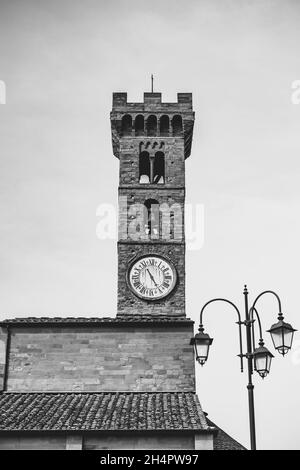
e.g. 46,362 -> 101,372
0,392 -> 208,432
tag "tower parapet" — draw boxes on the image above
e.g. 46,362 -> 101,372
111,92 -> 194,160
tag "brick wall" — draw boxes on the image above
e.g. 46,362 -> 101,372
6,324 -> 195,392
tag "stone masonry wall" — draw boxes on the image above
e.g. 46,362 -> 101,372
113,93 -> 190,319
118,243 -> 185,316
119,187 -> 185,243
6,324 -> 194,392
119,138 -> 185,187
110,92 -> 195,160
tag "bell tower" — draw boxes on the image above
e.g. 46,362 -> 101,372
111,92 -> 194,318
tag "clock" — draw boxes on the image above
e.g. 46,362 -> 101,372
128,255 -> 177,300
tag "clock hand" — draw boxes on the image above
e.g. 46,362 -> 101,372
146,269 -> 158,288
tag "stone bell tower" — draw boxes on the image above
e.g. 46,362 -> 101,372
111,92 -> 194,318
0,89 -> 245,451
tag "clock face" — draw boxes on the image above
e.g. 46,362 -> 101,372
128,255 -> 177,300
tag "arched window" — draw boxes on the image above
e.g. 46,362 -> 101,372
146,115 -> 157,136
122,114 -> 132,135
144,198 -> 159,238
135,115 -> 144,136
153,152 -> 165,184
160,115 -> 169,136
139,151 -> 150,184
172,115 -> 183,136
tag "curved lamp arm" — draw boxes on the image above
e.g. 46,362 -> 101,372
199,298 -> 244,372
251,290 -> 282,318
249,307 -> 264,344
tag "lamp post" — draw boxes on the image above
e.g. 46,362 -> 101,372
190,285 -> 296,450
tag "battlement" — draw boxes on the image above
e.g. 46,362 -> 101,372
111,91 -> 195,159
112,92 -> 193,112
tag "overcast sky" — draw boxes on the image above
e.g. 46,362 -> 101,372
0,0 -> 300,450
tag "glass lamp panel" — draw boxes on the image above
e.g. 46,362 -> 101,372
271,328 -> 294,355
266,355 -> 272,373
195,342 -> 209,364
283,330 -> 294,350
255,354 -> 267,373
270,329 -> 283,350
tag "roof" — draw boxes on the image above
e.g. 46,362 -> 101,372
206,417 -> 246,451
0,392 -> 246,449
0,315 -> 193,326
0,392 -> 210,432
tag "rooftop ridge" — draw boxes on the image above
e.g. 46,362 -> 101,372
0,314 -> 193,325
1,391 -> 198,395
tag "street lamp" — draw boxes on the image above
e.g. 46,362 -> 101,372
267,316 -> 296,356
191,286 -> 296,450
190,329 -> 213,366
252,343 -> 274,379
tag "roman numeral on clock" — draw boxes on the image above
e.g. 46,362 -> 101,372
129,256 -> 176,301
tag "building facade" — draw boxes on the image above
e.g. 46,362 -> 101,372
0,91 -> 244,450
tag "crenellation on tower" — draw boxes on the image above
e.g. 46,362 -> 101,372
112,91 -> 193,110
111,92 -> 194,160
